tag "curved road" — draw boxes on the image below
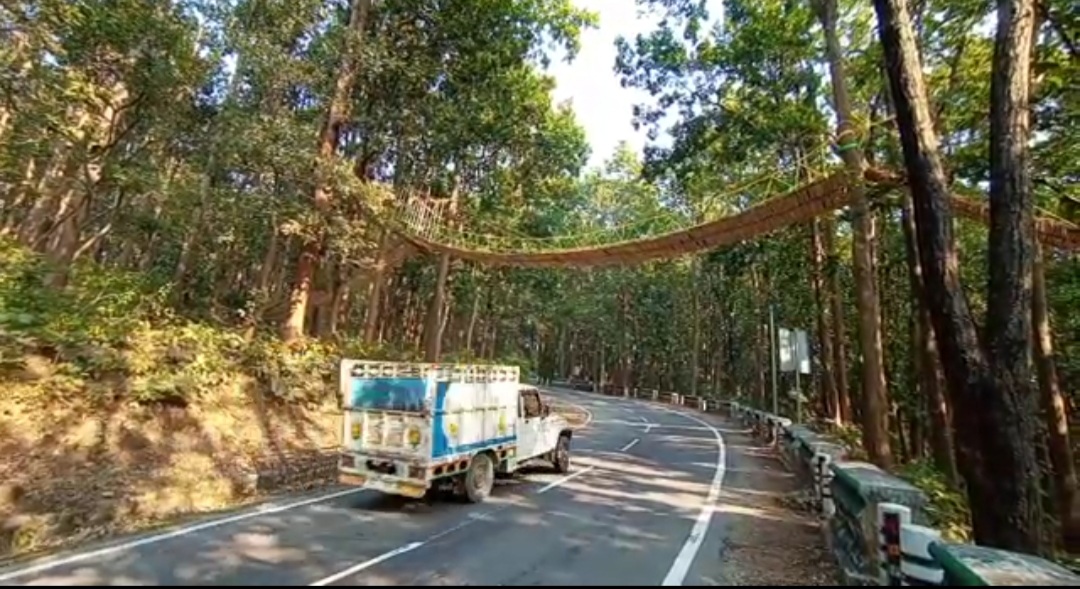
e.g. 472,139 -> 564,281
0,388 -> 753,586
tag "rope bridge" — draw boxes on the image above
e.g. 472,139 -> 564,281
384,169 -> 1080,268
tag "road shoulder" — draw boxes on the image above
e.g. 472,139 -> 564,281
688,412 -> 837,586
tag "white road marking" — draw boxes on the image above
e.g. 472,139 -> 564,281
545,385 -> 729,585
619,438 -> 640,452
309,542 -> 425,586
539,388 -> 594,432
579,404 -> 595,429
657,407 -> 727,587
537,466 -> 596,494
309,465 -> 596,586
0,487 -> 369,583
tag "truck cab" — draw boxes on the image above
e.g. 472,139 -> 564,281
515,386 -> 572,473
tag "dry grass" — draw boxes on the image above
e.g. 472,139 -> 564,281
0,374 -> 340,559
0,385 -> 595,559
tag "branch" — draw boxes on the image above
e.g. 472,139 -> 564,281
1038,1 -> 1079,59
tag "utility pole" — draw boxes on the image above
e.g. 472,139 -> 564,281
769,302 -> 779,415
794,333 -> 803,422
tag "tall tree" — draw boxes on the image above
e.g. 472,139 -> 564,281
814,0 -> 893,468
281,0 -> 372,343
873,0 -> 1044,551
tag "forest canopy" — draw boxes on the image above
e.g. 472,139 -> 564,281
1,0 -> 1078,561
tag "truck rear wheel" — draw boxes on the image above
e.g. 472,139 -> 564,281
553,434 -> 571,474
464,453 -> 495,504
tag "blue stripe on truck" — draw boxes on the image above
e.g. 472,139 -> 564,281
437,436 -> 518,458
349,376 -> 427,412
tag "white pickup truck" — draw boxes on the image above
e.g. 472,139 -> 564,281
337,360 -> 574,503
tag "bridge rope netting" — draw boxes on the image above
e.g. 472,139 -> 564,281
380,126 -> 1080,268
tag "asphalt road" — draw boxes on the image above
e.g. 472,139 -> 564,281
0,388 -> 746,586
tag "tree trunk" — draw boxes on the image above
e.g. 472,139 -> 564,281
1033,239 -> 1078,548
816,0 -> 893,468
465,279 -> 482,358
822,217 -> 852,423
751,266 -> 767,408
363,230 -> 393,345
812,218 -> 840,422
422,251 -> 452,362
281,0 -> 371,343
902,198 -> 958,484
690,259 -> 701,397
873,0 -> 1044,552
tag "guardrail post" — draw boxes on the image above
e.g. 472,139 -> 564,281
651,389 -> 659,401
899,524 -> 943,586
878,503 -> 912,586
817,453 -> 835,517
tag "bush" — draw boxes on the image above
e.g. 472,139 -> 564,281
1,238 -> 544,409
898,459 -> 972,542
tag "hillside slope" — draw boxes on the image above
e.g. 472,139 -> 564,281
0,240 -> 351,557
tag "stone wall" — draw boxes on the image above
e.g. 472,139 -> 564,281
251,448 -> 341,494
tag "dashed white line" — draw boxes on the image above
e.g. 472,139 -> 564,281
309,465 -> 596,586
309,542 -> 425,586
620,438 -> 640,452
542,385 -> 732,585
0,487 -> 369,583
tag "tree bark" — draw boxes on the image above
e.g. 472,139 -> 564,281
873,0 -> 1044,552
822,217 -> 852,424
812,218 -> 840,422
422,251 -> 452,362
902,198 -> 958,484
690,258 -> 701,397
1033,239 -> 1078,548
816,0 -> 893,468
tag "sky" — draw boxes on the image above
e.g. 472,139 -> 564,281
546,0 -> 725,170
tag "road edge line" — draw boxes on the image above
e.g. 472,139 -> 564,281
0,487 -> 368,583
655,405 -> 727,586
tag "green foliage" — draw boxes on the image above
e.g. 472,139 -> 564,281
0,238 -> 546,408
898,460 -> 973,543
0,238 -> 163,351
0,240 -> 321,405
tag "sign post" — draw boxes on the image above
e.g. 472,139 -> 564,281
778,328 -> 811,422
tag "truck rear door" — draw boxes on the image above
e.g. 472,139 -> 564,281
340,366 -> 434,466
